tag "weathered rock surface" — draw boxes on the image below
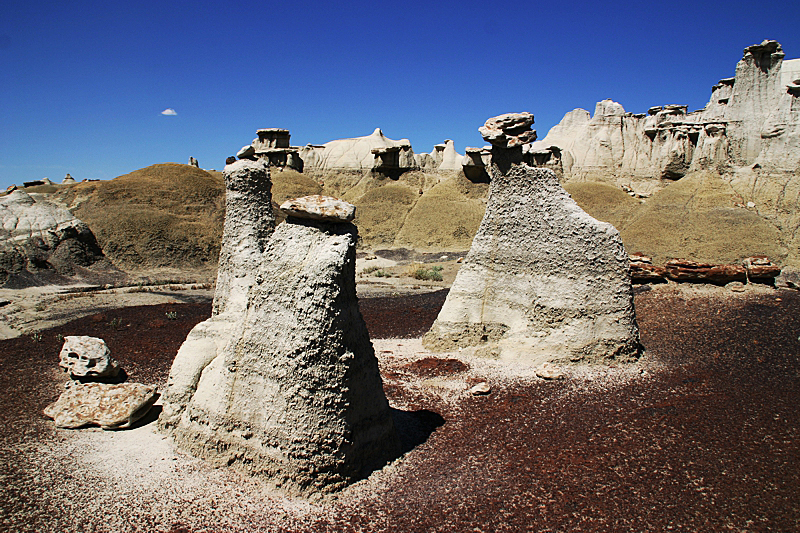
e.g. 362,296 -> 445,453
158,159 -> 274,432
478,112 -> 537,148
44,382 -> 158,430
743,256 -> 782,281
279,195 -> 356,222
299,128 -> 416,171
0,190 -> 105,287
160,156 -> 399,494
424,114 -> 640,365
58,336 -> 120,380
664,260 -> 747,284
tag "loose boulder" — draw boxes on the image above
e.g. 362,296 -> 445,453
279,195 -> 356,222
58,336 -> 121,380
44,381 -> 158,430
423,113 -> 640,365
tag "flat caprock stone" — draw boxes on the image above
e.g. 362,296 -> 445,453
280,195 -> 356,223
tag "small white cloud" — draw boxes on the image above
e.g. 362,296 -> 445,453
161,108 -> 177,116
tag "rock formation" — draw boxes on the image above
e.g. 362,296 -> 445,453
0,190 -> 105,287
159,158 -> 399,494
188,157 -> 199,168
58,336 -> 121,380
44,381 -> 158,429
299,128 -> 416,172
424,113 -> 640,365
533,40 -> 800,189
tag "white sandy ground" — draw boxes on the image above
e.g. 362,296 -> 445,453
23,337 -> 665,533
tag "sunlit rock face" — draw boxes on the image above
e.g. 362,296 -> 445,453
534,40 -> 800,187
424,114 -> 640,366
159,158 -> 399,495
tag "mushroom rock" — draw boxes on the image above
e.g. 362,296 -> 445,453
159,158 -> 399,494
423,113 -> 641,365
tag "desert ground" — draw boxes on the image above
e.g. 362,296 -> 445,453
1,268 -> 797,532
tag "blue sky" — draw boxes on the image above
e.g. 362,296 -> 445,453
1,0 -> 799,188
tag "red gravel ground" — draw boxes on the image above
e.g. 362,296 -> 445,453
1,287 -> 799,532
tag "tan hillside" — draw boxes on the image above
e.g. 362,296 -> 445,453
54,164 -> 226,272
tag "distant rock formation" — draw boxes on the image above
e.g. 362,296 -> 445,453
424,113 -> 640,365
417,140 -> 464,171
160,158 -> 399,494
62,173 -> 75,184
300,128 -> 416,173
188,157 -> 199,168
534,40 -> 800,190
0,190 -> 105,287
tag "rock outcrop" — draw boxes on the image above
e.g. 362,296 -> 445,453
424,113 -> 640,365
534,40 -> 800,188
0,190 -> 105,287
44,381 -> 158,429
159,158 -> 399,494
299,128 -> 416,172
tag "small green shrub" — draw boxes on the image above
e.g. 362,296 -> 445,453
374,270 -> 392,278
108,317 -> 121,330
165,311 -> 178,320
411,265 -> 444,281
362,266 -> 381,275
55,333 -> 64,343
30,332 -> 43,343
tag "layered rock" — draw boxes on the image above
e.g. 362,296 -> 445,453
424,114 -> 640,365
534,40 -> 800,188
0,190 -> 105,287
44,382 -> 157,429
299,128 -> 416,172
159,158 -> 399,494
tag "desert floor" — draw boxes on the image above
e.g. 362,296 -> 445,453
0,281 -> 798,532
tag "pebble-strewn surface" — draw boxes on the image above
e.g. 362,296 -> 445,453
1,286 -> 798,532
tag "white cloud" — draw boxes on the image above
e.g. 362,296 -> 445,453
161,108 -> 177,116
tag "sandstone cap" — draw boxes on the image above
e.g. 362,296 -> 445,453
280,195 -> 356,223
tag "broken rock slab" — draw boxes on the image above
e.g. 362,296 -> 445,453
424,113 -> 640,366
478,112 -> 537,148
44,382 -> 158,430
58,336 -> 120,380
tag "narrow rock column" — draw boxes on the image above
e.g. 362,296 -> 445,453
212,158 -> 274,316
423,113 -> 640,365
158,158 -> 274,432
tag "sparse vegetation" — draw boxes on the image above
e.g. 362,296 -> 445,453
409,264 -> 444,281
374,270 -> 392,278
55,333 -> 64,343
30,332 -> 42,343
165,311 -> 178,320
108,317 -> 121,330
33,302 -> 47,312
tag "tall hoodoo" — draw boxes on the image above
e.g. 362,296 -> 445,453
159,157 -> 399,494
424,113 -> 640,365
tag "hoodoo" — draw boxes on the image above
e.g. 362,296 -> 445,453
424,113 -> 641,365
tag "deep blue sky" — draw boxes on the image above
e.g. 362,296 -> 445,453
1,0 -> 799,188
